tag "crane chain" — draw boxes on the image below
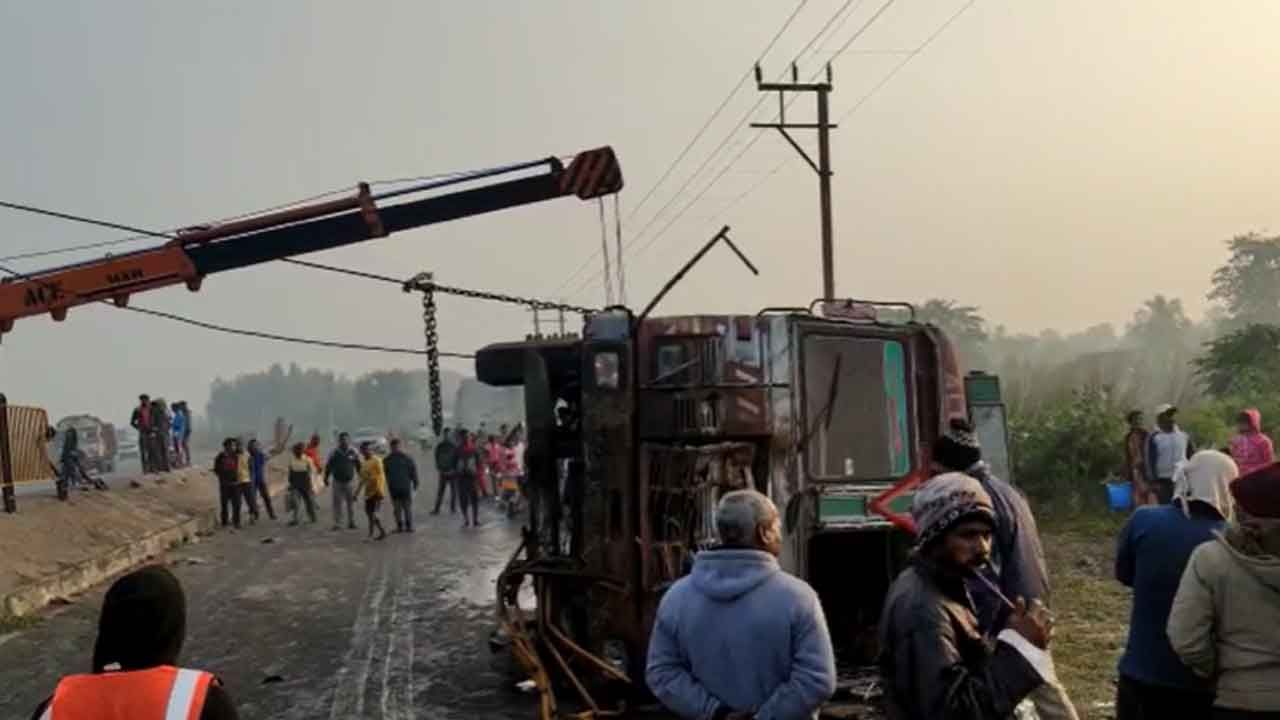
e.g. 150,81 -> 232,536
406,272 -> 597,439
421,287 -> 443,438
429,282 -> 597,316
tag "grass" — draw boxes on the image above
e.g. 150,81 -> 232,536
0,613 -> 42,634
1039,510 -> 1130,720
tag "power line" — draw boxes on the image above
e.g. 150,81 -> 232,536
792,0 -> 865,66
836,0 -> 977,123
0,260 -> 464,357
0,160 -> 537,264
547,0 -> 812,298
121,305 -> 471,358
0,200 -> 172,241
575,0 -> 978,301
623,0 -> 810,225
568,1 -> 901,300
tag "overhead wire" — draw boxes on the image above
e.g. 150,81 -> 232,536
546,0 -> 812,298
574,0 -> 973,301
567,0 -> 900,300
0,158 -> 546,264
0,259 -> 465,357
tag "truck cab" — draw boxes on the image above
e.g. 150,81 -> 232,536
476,300 -> 1012,718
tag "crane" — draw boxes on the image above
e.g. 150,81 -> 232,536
0,147 -> 623,337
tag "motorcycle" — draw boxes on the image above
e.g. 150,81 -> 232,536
496,473 -> 523,518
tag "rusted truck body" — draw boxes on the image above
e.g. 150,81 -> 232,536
477,301 -> 1010,719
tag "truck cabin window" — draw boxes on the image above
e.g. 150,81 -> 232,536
802,336 -> 910,480
593,351 -> 621,390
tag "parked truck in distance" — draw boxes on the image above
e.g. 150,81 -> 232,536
54,414 -> 117,474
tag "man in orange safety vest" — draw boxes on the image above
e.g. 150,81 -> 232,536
30,565 -> 238,720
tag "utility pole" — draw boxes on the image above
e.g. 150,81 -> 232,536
752,63 -> 837,300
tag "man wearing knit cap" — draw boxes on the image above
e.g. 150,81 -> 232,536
933,418 -> 1050,634
1169,463 -> 1280,717
880,472 -> 1059,720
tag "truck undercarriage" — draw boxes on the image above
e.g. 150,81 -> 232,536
477,302 -> 1011,719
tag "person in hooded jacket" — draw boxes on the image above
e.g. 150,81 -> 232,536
31,564 -> 238,720
1169,463 -> 1280,719
1229,408 -> 1274,479
1114,450 -> 1239,720
646,489 -> 836,720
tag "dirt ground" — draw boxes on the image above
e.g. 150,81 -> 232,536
1039,511 -> 1130,720
0,458 -> 288,603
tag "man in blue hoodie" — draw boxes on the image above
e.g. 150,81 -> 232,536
646,490 -> 836,720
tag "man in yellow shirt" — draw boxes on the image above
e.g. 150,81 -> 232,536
355,442 -> 388,541
234,438 -> 258,524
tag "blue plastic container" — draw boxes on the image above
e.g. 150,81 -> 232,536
1105,481 -> 1133,512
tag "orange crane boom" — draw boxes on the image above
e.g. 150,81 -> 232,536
0,147 -> 623,336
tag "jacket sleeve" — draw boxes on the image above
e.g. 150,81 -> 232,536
998,493 -> 1052,606
1264,435 -> 1275,465
754,591 -> 837,720
903,605 -> 1045,720
645,593 -> 724,720
1167,545 -> 1218,678
1115,515 -> 1137,588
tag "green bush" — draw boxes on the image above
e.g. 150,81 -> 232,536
1010,385 -> 1126,511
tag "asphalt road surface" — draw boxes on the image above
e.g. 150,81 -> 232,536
0,464 -> 542,720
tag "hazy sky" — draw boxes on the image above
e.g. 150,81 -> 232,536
2,1 -> 1279,422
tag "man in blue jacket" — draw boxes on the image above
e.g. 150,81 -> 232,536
1114,449 -> 1237,720
646,490 -> 836,720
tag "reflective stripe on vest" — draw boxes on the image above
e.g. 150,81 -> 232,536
46,666 -> 213,720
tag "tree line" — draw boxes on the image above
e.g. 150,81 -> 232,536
919,233 -> 1280,508
203,363 -> 525,444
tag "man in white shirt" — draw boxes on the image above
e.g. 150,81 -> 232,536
1145,404 -> 1194,504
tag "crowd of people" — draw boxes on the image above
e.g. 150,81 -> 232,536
130,394 -> 193,474
210,430 -> 423,538
430,423 -> 526,528
647,415 -> 1280,720
29,409 -> 1280,720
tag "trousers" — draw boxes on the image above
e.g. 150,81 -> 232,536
332,480 -> 356,528
251,481 -> 276,519
457,472 -> 478,520
219,481 -> 242,528
433,473 -> 455,513
391,493 -> 413,530
1116,674 -> 1213,720
289,475 -> 317,523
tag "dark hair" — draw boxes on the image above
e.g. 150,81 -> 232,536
140,394 -> 150,401
1126,410 -> 1143,423
339,432 -> 350,440
360,441 -> 372,452
222,438 -> 235,448
390,438 -> 401,447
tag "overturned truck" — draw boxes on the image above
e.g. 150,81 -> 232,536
477,300 -> 1012,719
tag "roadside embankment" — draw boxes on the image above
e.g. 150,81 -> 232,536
0,460 -> 288,618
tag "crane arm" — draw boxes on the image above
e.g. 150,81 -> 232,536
0,147 -> 622,335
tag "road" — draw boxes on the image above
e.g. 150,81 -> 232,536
0,463 -> 542,720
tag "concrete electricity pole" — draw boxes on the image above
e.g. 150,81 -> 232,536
752,63 -> 836,300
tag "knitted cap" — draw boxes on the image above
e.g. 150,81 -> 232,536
933,418 -> 982,472
912,472 -> 996,547
1231,462 -> 1280,519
